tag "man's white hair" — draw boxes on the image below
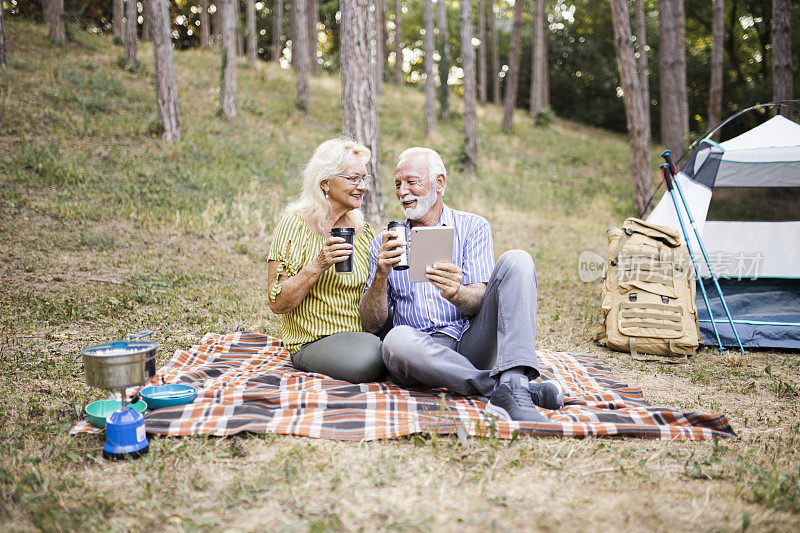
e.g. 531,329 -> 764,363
397,147 -> 447,195
286,135 -> 370,230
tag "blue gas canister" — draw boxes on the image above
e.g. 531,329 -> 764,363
103,407 -> 149,460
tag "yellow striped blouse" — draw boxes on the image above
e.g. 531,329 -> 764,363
267,212 -> 375,353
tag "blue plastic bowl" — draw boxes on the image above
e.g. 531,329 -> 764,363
140,384 -> 197,410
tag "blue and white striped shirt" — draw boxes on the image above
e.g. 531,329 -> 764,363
365,205 -> 495,341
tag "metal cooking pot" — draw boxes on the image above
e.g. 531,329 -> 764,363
82,331 -> 158,390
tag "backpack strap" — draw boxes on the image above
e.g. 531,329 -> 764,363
610,228 -> 635,266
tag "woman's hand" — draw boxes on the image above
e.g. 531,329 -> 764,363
312,236 -> 353,273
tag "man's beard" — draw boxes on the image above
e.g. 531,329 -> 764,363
401,182 -> 438,220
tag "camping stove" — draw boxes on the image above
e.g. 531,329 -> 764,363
82,333 -> 156,460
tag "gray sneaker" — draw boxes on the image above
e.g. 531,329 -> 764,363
529,380 -> 564,411
486,375 -> 548,422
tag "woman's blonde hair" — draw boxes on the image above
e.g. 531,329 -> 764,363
286,135 -> 371,232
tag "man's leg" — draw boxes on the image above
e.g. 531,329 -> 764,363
457,250 -> 539,380
381,325 -> 496,396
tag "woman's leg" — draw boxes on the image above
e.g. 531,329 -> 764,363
291,332 -> 385,383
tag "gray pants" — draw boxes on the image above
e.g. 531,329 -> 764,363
291,332 -> 385,383
381,250 -> 539,396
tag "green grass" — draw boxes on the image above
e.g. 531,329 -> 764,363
1,20 -> 799,531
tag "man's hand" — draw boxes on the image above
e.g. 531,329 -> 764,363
376,230 -> 406,277
425,262 -> 463,300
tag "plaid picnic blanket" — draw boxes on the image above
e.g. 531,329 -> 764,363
71,332 -> 736,440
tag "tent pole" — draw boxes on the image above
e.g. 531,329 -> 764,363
659,164 -> 725,351
662,151 -> 747,354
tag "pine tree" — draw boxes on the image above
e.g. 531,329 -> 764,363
293,0 -> 310,111
708,0 -> 723,137
423,0 -> 436,134
341,0 -> 382,223
772,0 -> 793,118
151,0 -> 181,142
436,0 -> 450,121
460,0 -> 477,171
220,0 -> 238,119
611,0 -> 650,217
501,0 -> 524,133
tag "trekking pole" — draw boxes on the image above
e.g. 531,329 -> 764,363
661,150 -> 747,354
659,163 -> 725,351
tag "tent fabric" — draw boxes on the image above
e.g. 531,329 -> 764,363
719,115 -> 800,150
699,222 -> 800,278
646,114 -> 800,350
696,279 -> 800,349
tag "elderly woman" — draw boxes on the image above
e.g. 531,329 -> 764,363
267,137 -> 385,382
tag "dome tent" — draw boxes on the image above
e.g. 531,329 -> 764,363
647,115 -> 800,349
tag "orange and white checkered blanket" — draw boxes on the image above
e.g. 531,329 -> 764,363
71,332 -> 736,440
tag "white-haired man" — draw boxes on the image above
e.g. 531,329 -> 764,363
360,147 -> 563,422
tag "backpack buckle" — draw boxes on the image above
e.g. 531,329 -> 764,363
629,293 -> 637,302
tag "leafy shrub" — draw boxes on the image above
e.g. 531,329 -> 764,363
533,106 -> 556,127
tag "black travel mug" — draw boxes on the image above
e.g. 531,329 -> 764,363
330,227 -> 355,273
387,221 -> 409,270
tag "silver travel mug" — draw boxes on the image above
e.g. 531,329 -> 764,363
388,221 -> 409,270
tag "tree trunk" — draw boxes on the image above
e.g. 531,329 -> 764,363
124,0 -> 138,64
48,0 -> 66,43
393,0 -> 403,85
477,0 -> 487,105
461,0 -> 477,171
113,0 -> 124,39
293,0 -> 310,111
213,2 -> 222,42
633,0 -> 650,140
374,0 -> 385,93
0,1 -> 6,70
246,0 -> 258,66
308,0 -> 319,75
220,0 -> 237,119
772,0 -> 793,118
289,0 -> 298,69
708,0 -> 723,138
611,0 -> 650,218
674,0 -> 689,146
501,0 -> 523,134
489,1 -> 500,104
382,0 -> 390,74
341,0 -> 382,224
530,0 -> 547,114
151,0 -> 181,142
436,0 -> 450,121
200,0 -> 210,48
423,0 -> 436,134
272,0 -> 283,62
658,0 -> 681,157
142,0 -> 151,42
236,0 -> 244,56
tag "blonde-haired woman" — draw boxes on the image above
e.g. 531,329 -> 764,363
267,137 -> 385,382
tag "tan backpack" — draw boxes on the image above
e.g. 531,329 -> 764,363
594,218 -> 700,362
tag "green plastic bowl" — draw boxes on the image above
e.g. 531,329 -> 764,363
85,399 -> 147,428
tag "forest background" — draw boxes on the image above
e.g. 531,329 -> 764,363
7,0 -> 800,139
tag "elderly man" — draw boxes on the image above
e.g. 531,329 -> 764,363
360,147 -> 563,423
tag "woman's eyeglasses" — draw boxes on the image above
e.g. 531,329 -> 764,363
335,173 -> 372,185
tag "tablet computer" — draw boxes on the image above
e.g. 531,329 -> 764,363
408,226 -> 455,283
